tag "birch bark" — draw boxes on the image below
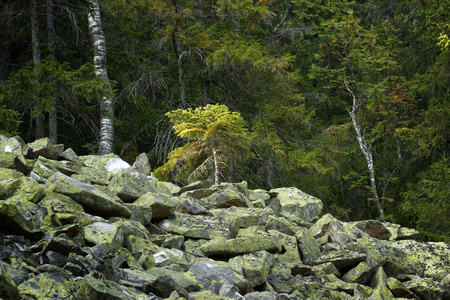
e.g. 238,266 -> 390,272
345,82 -> 385,218
87,0 -> 114,154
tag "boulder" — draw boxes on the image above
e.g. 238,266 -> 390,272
269,187 -> 323,222
27,137 -> 61,159
45,172 -> 131,219
186,259 -> 250,295
108,169 -> 154,202
229,250 -> 275,288
132,152 -> 151,175
200,234 -> 282,257
134,191 -> 179,219
158,213 -> 235,239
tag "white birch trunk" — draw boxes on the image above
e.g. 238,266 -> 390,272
87,0 -> 114,154
345,83 -> 385,218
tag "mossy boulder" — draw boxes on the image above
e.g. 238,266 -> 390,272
200,234 -> 282,257
133,191 -> 179,219
108,169 -> 154,202
27,137 -> 61,159
186,259 -> 250,295
270,187 -> 323,222
229,250 -> 275,288
84,221 -> 125,250
45,172 -> 131,218
158,213 -> 235,239
211,207 -> 272,229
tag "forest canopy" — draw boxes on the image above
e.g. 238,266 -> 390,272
0,0 -> 448,241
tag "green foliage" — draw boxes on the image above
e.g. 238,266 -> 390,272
154,104 -> 251,183
401,155 -> 450,241
0,103 -> 21,136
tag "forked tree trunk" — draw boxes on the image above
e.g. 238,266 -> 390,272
345,83 -> 385,218
31,0 -> 45,139
87,0 -> 114,154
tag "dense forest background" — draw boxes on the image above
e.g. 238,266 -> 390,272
0,0 -> 448,241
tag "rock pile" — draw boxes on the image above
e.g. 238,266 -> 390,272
0,136 -> 449,300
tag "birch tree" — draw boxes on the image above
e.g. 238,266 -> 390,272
87,0 -> 114,154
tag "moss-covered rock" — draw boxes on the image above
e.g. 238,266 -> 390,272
158,213 -> 234,239
27,137 -> 61,159
186,259 -> 249,295
76,274 -> 148,300
84,221 -> 125,250
200,234 -> 282,257
267,230 -> 302,264
270,187 -> 323,222
45,172 -> 131,218
133,191 -> 179,219
18,271 -> 79,299
229,250 -> 275,288
108,169 -> 154,202
296,227 -> 323,266
0,263 -> 21,300
211,207 -> 272,229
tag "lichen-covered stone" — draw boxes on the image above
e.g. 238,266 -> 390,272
0,197 -> 43,239
405,276 -> 445,300
313,250 -> 367,273
30,156 -> 79,183
27,137 -> 61,159
211,207 -> 272,229
267,230 -> 302,264
386,277 -> 419,298
134,191 -> 179,219
18,271 -> 79,299
108,169 -> 154,202
0,263 -> 21,300
200,234 -> 282,257
76,274 -> 148,300
269,187 -> 323,222
84,221 -> 125,250
229,250 -> 275,288
203,187 -> 251,208
186,259 -> 249,295
132,152 -> 151,175
296,227 -> 323,266
312,262 -> 341,277
45,172 -> 131,218
158,213 -> 234,239
265,215 -> 299,236
342,261 -> 374,284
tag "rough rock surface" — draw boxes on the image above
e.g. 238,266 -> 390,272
0,135 -> 449,300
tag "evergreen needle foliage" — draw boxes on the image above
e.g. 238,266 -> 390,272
154,104 -> 251,184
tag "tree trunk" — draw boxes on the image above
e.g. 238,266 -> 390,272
46,0 -> 57,144
87,0 -> 114,154
213,148 -> 220,185
31,0 -> 45,139
345,83 -> 385,218
201,76 -> 211,105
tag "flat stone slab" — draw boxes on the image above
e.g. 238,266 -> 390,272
45,172 -> 131,219
158,213 -> 234,239
200,234 -> 282,257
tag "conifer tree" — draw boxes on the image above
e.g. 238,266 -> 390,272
154,104 -> 251,185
